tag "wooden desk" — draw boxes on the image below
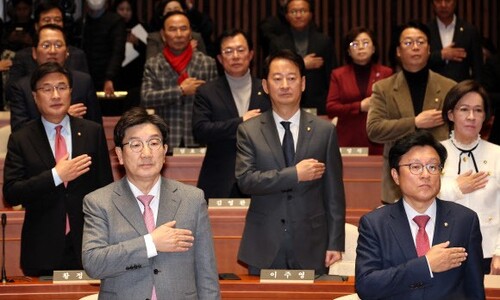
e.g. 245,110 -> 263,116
1,276 -> 499,300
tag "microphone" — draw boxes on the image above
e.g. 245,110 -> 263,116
1,213 -> 7,284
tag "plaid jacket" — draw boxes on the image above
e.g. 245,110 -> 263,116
141,51 -> 217,147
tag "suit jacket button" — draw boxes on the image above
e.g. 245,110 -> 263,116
154,269 -> 159,274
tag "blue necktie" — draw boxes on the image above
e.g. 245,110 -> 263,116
281,121 -> 295,167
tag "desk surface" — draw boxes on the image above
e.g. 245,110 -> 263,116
1,275 -> 499,300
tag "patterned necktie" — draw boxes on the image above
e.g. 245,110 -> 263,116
55,125 -> 70,234
413,215 -> 431,257
281,121 -> 295,167
137,195 -> 157,300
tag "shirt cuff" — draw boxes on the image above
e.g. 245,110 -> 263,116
144,234 -> 158,258
52,168 -> 63,186
425,256 -> 434,278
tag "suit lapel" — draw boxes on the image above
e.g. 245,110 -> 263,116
388,201 -> 419,260
69,117 -> 84,157
452,19 -> 465,45
432,199 -> 453,245
295,111 -> 313,162
392,72 -> 415,116
28,120 -> 56,169
220,77 -> 240,116
156,178 -> 182,226
248,78 -> 265,110
423,71 -> 446,111
260,111 -> 286,168
112,178 -> 149,235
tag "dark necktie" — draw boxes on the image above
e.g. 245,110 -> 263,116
137,195 -> 157,300
413,215 -> 430,257
280,121 -> 295,167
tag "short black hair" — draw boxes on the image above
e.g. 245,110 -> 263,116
34,1 -> 63,23
114,107 -> 169,148
162,10 -> 190,29
389,130 -> 447,172
442,79 -> 491,129
216,28 -> 253,53
286,0 -> 314,13
344,27 -> 380,64
263,49 -> 305,79
396,20 -> 431,44
33,24 -> 67,47
30,62 -> 72,91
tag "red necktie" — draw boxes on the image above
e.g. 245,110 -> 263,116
55,125 -> 70,235
413,215 -> 430,257
137,195 -> 157,300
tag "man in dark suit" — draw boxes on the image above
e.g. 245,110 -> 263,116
235,49 -> 345,275
269,0 -> 336,115
355,130 -> 484,300
8,24 -> 101,132
193,29 -> 270,199
3,62 -> 113,276
8,1 -> 89,84
82,107 -> 220,299
427,0 -> 482,82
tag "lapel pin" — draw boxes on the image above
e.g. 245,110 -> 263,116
78,132 -> 81,136
434,98 -> 439,103
460,27 -> 464,32
444,222 -> 448,227
258,92 -> 262,96
306,126 -> 311,132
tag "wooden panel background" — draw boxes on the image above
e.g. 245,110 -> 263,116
132,0 -> 499,73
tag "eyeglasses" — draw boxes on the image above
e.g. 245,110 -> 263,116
39,41 -> 65,50
221,46 -> 248,56
36,83 -> 70,94
122,138 -> 163,153
349,40 -> 371,49
400,38 -> 428,48
399,163 -> 442,175
288,9 -> 309,16
454,106 -> 485,116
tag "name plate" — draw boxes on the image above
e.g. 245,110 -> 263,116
53,270 -> 100,284
208,198 -> 250,208
172,147 -> 207,156
260,269 -> 315,284
339,147 -> 368,156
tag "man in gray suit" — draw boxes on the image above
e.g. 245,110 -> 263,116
235,49 -> 346,275
82,107 -> 220,300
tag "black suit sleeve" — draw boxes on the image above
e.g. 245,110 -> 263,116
7,80 -> 31,132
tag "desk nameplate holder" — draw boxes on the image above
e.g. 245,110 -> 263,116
172,147 -> 207,156
340,147 -> 368,157
53,270 -> 100,284
260,269 -> 314,284
208,198 -> 250,208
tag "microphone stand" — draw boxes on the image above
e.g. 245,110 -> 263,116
1,213 -> 7,284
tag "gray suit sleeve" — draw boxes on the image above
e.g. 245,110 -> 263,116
82,192 -> 150,279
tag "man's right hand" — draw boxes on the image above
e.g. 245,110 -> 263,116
180,77 -> 206,96
441,43 -> 467,62
426,241 -> 467,273
68,103 -> 88,118
55,153 -> 92,182
296,159 -> 325,182
151,220 -> 194,252
415,109 -> 444,129
303,53 -> 324,70
243,109 -> 261,121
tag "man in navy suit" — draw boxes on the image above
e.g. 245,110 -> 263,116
8,24 -> 101,132
427,0 -> 482,82
355,130 -> 484,300
3,62 -> 113,276
193,29 -> 270,199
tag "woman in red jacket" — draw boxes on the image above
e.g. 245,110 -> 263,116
326,27 -> 392,155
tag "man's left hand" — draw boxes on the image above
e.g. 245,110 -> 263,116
325,250 -> 342,267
